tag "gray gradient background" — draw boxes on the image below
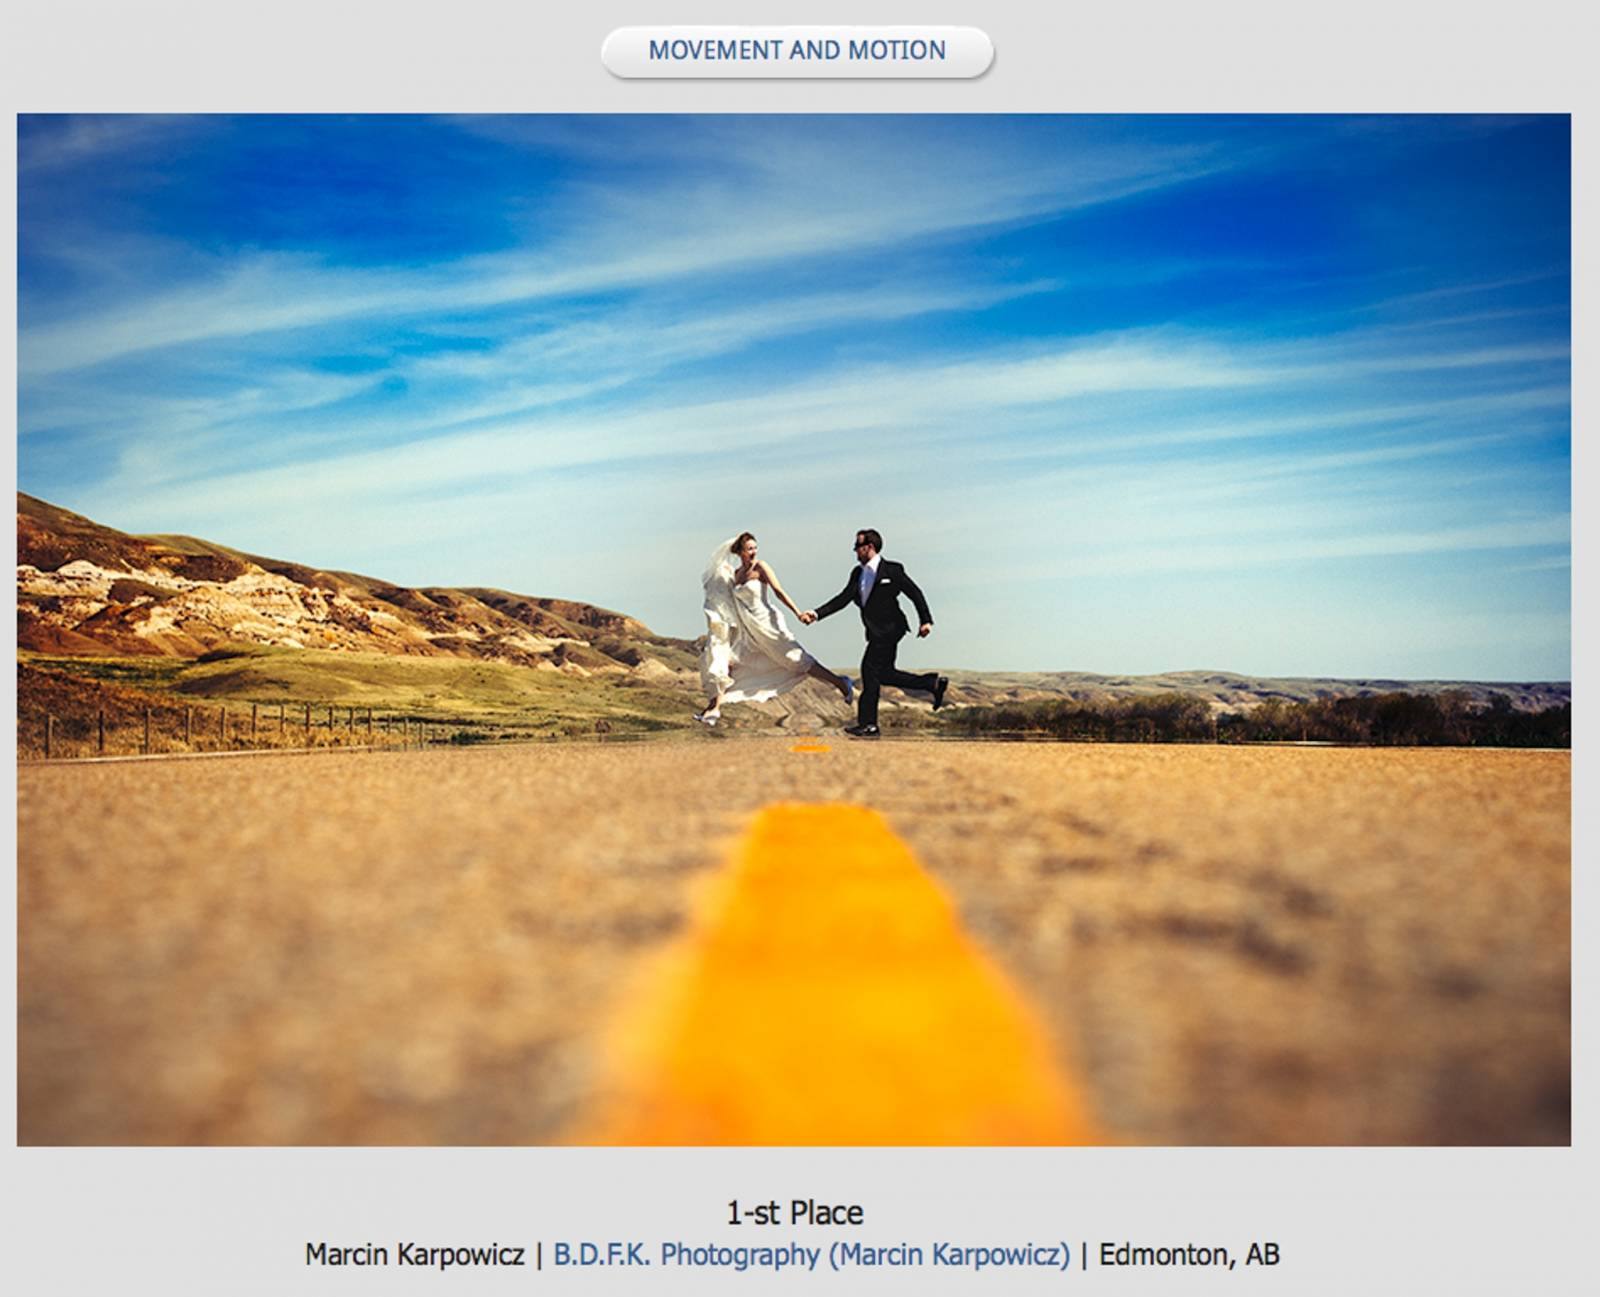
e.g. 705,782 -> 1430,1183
3,1 -> 1591,1292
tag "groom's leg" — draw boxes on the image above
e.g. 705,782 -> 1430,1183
876,638 -> 939,700
859,639 -> 895,726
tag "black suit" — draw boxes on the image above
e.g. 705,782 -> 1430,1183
813,558 -> 938,726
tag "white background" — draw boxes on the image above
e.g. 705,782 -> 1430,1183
3,3 -> 1590,1292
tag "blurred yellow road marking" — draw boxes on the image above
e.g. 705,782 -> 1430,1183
789,742 -> 831,753
586,803 -> 1098,1144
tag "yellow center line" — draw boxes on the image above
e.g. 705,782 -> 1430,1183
582,802 -> 1099,1145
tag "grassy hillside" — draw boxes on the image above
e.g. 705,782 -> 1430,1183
20,646 -> 704,758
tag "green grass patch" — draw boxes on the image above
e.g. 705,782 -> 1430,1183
21,648 -> 702,737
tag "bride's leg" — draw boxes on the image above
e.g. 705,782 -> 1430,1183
807,662 -> 849,696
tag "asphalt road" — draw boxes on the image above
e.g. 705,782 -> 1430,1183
18,737 -> 1570,1145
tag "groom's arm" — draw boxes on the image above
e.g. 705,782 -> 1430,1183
810,573 -> 858,622
897,563 -> 934,633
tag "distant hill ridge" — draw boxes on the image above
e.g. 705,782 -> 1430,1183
940,667 -> 1569,714
16,493 -> 1569,714
16,493 -> 699,682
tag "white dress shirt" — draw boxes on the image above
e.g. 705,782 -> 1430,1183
857,553 -> 882,605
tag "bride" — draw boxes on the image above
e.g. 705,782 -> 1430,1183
698,532 -> 853,726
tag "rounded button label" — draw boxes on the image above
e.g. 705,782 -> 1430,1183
601,27 -> 994,79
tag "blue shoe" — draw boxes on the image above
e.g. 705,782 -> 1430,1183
842,677 -> 855,706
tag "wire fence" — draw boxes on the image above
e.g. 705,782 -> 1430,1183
25,702 -> 444,761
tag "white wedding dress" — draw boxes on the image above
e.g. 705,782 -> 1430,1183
700,537 -> 818,704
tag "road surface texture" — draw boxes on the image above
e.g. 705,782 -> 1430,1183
19,738 -> 1569,1145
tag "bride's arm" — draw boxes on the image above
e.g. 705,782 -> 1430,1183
757,561 -> 805,616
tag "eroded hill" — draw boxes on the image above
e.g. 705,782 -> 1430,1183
18,493 -> 699,679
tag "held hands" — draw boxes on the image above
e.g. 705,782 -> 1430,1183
918,623 -> 933,638
800,610 -> 817,624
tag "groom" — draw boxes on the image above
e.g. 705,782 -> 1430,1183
801,528 -> 949,737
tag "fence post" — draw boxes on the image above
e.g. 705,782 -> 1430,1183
220,706 -> 227,745
366,708 -> 373,736
45,714 -> 55,759
143,707 -> 151,755
304,702 -> 312,740
185,706 -> 192,746
98,708 -> 106,755
252,702 -> 259,743
278,702 -> 285,731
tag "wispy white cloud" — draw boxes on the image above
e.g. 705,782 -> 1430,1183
79,311 -> 1568,492
20,119 -> 1227,379
1050,516 -> 1572,578
1367,270 -> 1567,312
18,116 -> 204,173
74,320 -> 1570,587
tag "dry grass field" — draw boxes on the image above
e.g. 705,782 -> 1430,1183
17,738 -> 1569,1145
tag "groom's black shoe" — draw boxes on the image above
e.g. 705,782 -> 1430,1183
844,723 -> 881,738
932,676 -> 950,710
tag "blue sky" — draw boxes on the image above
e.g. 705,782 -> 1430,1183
17,115 -> 1570,679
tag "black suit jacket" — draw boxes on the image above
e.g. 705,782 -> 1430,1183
813,559 -> 933,641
